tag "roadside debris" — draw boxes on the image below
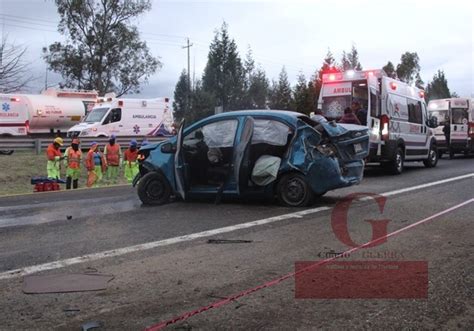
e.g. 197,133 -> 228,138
81,321 -> 102,331
66,215 -> 73,220
0,150 -> 14,155
22,273 -> 114,294
207,239 -> 253,244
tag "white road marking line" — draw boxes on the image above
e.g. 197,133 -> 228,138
0,172 -> 472,280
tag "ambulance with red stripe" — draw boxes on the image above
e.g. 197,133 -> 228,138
317,69 -> 439,174
0,88 -> 97,136
427,98 -> 474,157
67,96 -> 174,138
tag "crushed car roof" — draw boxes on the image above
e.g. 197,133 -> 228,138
205,110 -> 308,126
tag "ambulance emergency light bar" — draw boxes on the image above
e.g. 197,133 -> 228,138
322,69 -> 385,83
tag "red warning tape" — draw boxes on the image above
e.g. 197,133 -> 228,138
145,198 -> 473,330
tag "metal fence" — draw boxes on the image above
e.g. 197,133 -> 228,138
0,136 -> 167,154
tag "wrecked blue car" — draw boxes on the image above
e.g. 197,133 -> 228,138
134,110 -> 369,207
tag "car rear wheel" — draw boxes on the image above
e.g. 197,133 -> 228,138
137,172 -> 171,206
276,173 -> 313,207
423,144 -> 438,168
384,147 -> 404,175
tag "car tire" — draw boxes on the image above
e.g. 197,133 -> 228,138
423,144 -> 438,168
137,172 -> 171,206
276,172 -> 313,207
384,147 -> 404,175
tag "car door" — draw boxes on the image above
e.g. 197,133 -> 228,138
174,120 -> 187,200
450,104 -> 469,146
233,116 -> 254,195
368,75 -> 381,146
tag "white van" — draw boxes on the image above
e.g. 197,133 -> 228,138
427,98 -> 474,158
68,97 -> 174,137
318,69 -> 439,174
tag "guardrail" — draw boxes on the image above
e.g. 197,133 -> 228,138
0,136 -> 167,154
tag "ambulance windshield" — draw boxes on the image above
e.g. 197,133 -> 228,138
84,107 -> 109,123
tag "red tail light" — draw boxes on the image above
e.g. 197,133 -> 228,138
380,115 -> 390,141
390,82 -> 397,91
25,120 -> 30,133
10,97 -> 20,102
469,122 -> 474,137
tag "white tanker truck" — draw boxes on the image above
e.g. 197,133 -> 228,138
0,88 -> 98,136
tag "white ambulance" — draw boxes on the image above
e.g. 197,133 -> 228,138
67,95 -> 174,137
0,89 -> 97,136
318,69 -> 439,174
427,98 -> 474,158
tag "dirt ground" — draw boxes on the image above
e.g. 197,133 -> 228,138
0,151 -> 129,196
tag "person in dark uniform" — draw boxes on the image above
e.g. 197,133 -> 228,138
338,107 -> 361,125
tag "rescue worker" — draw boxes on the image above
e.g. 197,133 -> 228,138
63,138 -> 82,189
85,142 -> 106,187
46,137 -> 64,179
123,140 -> 139,183
338,107 -> 361,125
443,117 -> 452,158
352,101 -> 368,126
104,134 -> 122,185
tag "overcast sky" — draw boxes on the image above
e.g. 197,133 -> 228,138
1,0 -> 473,98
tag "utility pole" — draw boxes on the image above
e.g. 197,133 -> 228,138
182,38 -> 193,113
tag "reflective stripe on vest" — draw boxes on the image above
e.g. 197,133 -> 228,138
106,144 -> 120,166
68,149 -> 82,169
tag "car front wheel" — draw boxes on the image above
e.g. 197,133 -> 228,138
423,144 -> 438,168
137,172 -> 171,206
276,173 -> 313,207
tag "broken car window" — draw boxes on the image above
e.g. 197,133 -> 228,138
252,119 -> 290,146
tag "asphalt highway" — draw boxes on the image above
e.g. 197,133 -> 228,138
0,157 -> 472,330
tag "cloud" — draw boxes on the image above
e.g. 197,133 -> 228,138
1,0 -> 472,97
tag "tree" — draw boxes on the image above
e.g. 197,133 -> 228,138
340,45 -> 362,71
173,70 -> 189,122
188,81 -> 214,123
202,22 -> 245,112
307,80 -> 317,114
247,66 -> 269,109
293,73 -> 310,114
396,52 -> 422,85
382,61 -> 396,78
43,0 -> 160,96
425,70 -> 451,101
0,36 -> 33,93
314,49 -> 337,104
269,67 -> 293,110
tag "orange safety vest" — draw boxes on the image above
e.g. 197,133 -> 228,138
124,149 -> 138,163
67,148 -> 82,169
86,149 -> 107,173
46,143 -> 62,161
105,143 -> 121,166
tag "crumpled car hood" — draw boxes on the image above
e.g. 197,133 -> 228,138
318,121 -> 367,138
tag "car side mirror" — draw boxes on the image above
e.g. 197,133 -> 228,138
426,116 -> 438,128
161,142 -> 176,154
